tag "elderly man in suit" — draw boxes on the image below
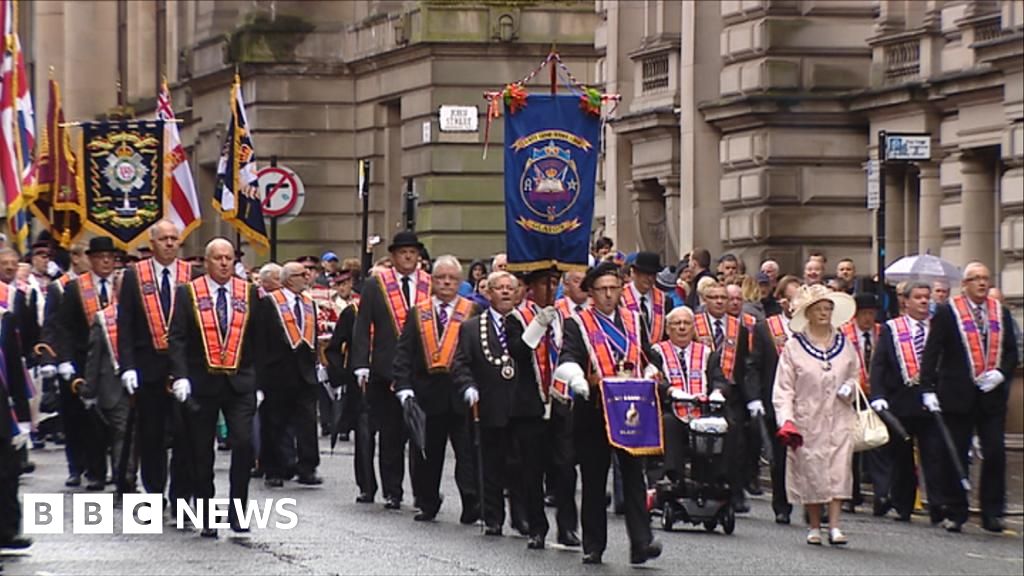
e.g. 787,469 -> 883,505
168,237 -> 265,537
919,262 -> 1018,533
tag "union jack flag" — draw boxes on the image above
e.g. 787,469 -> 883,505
0,0 -> 36,252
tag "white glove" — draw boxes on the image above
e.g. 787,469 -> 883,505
837,382 -> 854,400
747,399 -> 765,417
870,398 -> 889,412
172,378 -> 191,403
977,370 -> 1005,393
708,390 -> 725,404
12,423 -> 30,450
47,261 -> 60,278
81,396 -> 97,410
39,364 -> 57,379
569,375 -> 590,401
354,368 -> 370,386
316,363 -> 329,385
642,364 -> 660,380
922,392 -> 941,413
121,370 -> 138,396
332,385 -> 344,401
463,387 -> 479,406
396,389 -> 415,405
538,306 -> 557,327
57,362 -> 75,381
256,390 -> 265,408
522,315 -> 548,349
670,388 -> 692,402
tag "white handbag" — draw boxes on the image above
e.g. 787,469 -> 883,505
852,385 -> 889,452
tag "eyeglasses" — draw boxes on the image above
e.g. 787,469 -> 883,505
965,276 -> 989,283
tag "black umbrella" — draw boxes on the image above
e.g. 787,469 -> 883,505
402,396 -> 427,460
876,409 -> 910,443
117,396 -> 136,494
472,402 -> 484,533
326,382 -> 345,454
754,414 -> 773,466
355,381 -> 375,492
933,411 -> 971,493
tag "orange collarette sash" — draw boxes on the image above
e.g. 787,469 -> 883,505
378,268 -> 432,334
621,284 -> 666,342
887,316 -> 922,386
97,305 -> 120,372
765,315 -> 790,354
555,297 -> 575,320
950,295 -> 1003,380
189,276 -> 250,373
575,307 -> 642,379
841,321 -> 881,392
695,314 -> 740,382
654,340 -> 709,422
136,259 -> 192,351
516,301 -> 558,402
742,312 -> 756,350
417,296 -> 473,373
0,282 -> 13,312
77,274 -> 104,327
269,289 -> 316,349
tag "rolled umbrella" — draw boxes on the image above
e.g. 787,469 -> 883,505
884,254 -> 960,286
933,411 -> 970,493
754,414 -> 773,466
117,396 -> 136,494
329,389 -> 345,454
472,401 -> 485,533
402,396 -> 427,460
356,381 -> 375,493
876,409 -> 910,443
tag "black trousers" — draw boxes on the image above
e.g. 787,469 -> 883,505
187,379 -> 254,526
480,418 -> 549,538
767,414 -> 791,515
263,384 -> 319,479
724,403 -> 747,504
136,382 -> 171,495
545,403 -> 578,534
574,399 -> 652,556
413,411 -> 476,515
168,400 -> 195,506
0,439 -> 20,540
938,402 -> 1006,523
368,380 -> 407,501
889,415 -> 942,518
59,379 -> 104,480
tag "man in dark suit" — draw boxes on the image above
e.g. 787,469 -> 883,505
453,270 -> 545,546
684,248 -> 715,310
556,262 -> 661,566
55,237 -> 119,490
325,300 -> 364,489
350,231 -> 432,509
259,261 -> 322,487
869,280 -> 943,523
919,262 -> 1019,533
394,255 -> 478,524
0,335 -> 31,550
168,237 -> 264,537
117,219 -> 194,503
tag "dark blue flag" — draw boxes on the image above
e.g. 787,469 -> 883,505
504,94 -> 599,272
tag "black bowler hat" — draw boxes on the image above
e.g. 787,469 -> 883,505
631,251 -> 661,275
86,236 -> 118,255
387,231 -> 423,253
582,262 -> 622,291
854,292 -> 880,312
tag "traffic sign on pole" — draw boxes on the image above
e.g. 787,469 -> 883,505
258,164 -> 305,224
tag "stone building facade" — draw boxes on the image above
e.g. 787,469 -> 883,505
24,0 -> 599,263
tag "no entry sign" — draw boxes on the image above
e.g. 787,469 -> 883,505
258,165 -> 305,224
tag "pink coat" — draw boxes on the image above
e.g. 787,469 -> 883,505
772,332 -> 858,505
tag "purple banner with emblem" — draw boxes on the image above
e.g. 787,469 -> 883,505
599,378 -> 663,456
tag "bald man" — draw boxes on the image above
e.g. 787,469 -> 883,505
919,262 -> 1018,533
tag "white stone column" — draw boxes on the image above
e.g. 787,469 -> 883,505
903,168 -> 919,255
959,153 -> 996,267
660,176 -> 681,264
916,162 -> 942,255
884,167 -> 905,265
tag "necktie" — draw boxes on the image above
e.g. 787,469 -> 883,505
160,269 -> 172,319
640,295 -> 651,328
972,305 -> 987,349
437,304 -> 448,330
913,321 -> 926,359
401,276 -> 412,308
862,330 -> 873,368
294,298 -> 303,330
713,319 -> 724,349
678,351 -> 688,381
216,287 -> 228,339
495,315 -> 507,352
575,304 -> 583,313
99,278 -> 109,307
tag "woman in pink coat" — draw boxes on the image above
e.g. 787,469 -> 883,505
773,284 -> 859,546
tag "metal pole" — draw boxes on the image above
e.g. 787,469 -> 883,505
269,155 -> 278,263
404,178 -> 416,232
877,130 -> 887,297
359,160 -> 372,274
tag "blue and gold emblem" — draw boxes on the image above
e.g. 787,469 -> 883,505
519,140 -> 581,229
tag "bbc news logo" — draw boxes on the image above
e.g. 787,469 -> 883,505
23,494 -> 298,534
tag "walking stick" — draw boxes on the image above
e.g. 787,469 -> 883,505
117,395 -> 137,495
932,411 -> 970,493
472,401 -> 485,534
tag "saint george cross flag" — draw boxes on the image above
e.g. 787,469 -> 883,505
157,80 -> 201,241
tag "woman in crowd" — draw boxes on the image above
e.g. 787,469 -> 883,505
772,284 -> 859,546
459,259 -> 489,296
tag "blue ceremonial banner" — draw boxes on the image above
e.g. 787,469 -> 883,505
504,94 -> 599,273
599,378 -> 664,456
82,120 -> 165,250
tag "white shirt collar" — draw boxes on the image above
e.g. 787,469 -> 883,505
432,295 -> 453,310
671,341 -> 691,359
91,272 -> 113,285
595,308 -> 616,322
208,275 -> 231,292
488,307 -> 506,326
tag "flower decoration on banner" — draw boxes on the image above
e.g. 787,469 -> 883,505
580,86 -> 602,117
503,83 -> 528,115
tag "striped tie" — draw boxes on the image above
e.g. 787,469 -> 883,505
913,321 -> 926,359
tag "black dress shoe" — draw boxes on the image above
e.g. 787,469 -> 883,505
296,474 -> 323,486
746,480 -> 763,496
775,512 -> 791,525
581,552 -> 602,565
942,519 -> 963,533
264,477 -> 284,488
544,495 -> 557,508
484,524 -> 503,536
526,535 -> 545,550
200,528 -> 218,538
65,473 -> 82,487
21,461 -> 35,474
355,493 -> 374,504
250,467 -> 264,479
414,509 -> 437,522
630,539 -> 662,565
841,501 -> 857,514
0,535 -> 32,549
339,433 -> 350,442
929,506 -> 944,525
557,530 -> 581,547
982,517 -> 1005,533
459,506 -> 480,525
230,523 -> 251,534
733,498 -> 751,514
895,512 -> 912,522
86,479 -> 105,491
511,519 -> 530,536
384,497 -> 401,510
873,498 -> 893,517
